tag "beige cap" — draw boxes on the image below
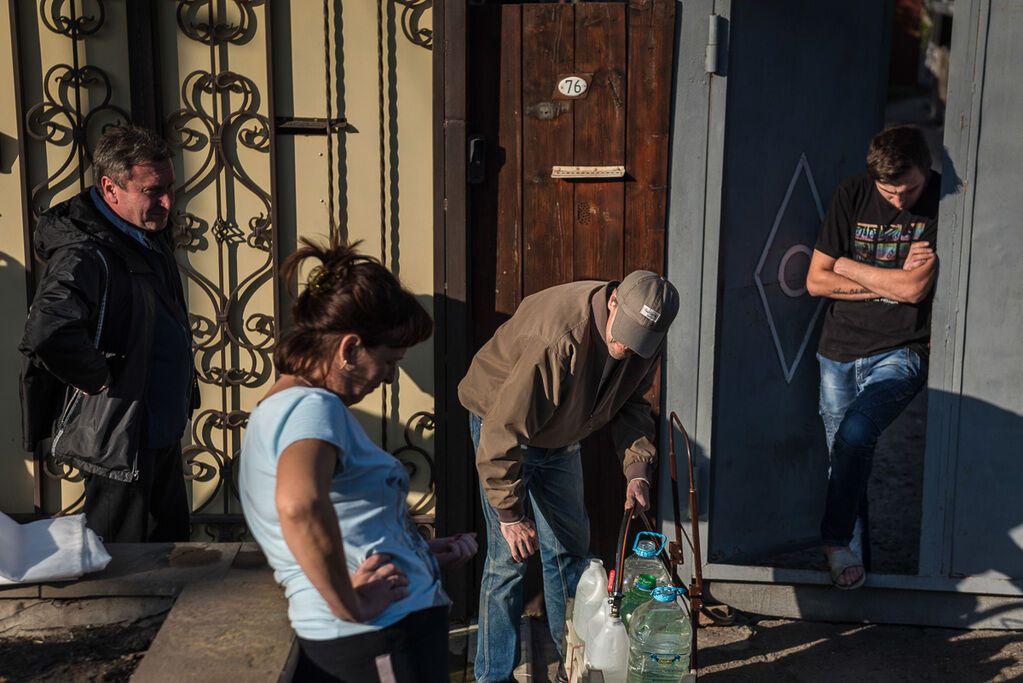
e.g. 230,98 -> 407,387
610,270 -> 680,358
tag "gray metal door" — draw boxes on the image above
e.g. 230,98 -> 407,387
666,0 -> 894,564
921,0 -> 1023,583
665,0 -> 1023,629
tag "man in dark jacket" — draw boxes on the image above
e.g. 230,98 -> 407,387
20,125 -> 196,542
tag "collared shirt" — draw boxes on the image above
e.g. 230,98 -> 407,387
90,188 -> 193,448
90,187 -> 155,250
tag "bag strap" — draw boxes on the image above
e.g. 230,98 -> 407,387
92,249 -> 109,345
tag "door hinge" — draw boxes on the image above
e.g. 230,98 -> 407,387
705,14 -> 727,75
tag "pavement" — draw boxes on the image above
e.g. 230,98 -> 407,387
527,613 -> 1023,682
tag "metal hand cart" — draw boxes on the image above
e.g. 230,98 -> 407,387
567,412 -> 713,682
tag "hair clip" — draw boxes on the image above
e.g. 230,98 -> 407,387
306,266 -> 341,292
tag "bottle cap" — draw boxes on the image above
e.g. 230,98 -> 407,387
632,531 -> 667,557
635,539 -> 658,557
651,586 -> 685,602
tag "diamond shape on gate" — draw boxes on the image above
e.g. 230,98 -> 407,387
754,153 -> 827,384
212,217 -> 244,244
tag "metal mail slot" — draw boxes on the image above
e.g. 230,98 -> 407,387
551,165 -> 626,179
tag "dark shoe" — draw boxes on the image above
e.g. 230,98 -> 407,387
556,662 -> 569,683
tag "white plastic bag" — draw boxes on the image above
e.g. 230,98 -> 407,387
0,512 -> 112,585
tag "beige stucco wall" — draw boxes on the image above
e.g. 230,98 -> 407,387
0,2 -> 435,519
0,2 -> 32,512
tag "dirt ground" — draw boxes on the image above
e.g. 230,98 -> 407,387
0,617 -> 163,683
528,614 -> 1023,683
693,617 -> 1023,682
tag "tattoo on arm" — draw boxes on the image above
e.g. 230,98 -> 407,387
831,287 -> 871,295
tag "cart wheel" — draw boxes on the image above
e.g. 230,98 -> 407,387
700,604 -> 737,626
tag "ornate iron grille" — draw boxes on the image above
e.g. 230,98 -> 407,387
167,0 -> 277,538
13,0 -> 436,541
14,0 -> 129,514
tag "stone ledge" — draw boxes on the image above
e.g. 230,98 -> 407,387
41,543 -> 242,598
130,547 -> 294,683
0,543 -> 243,600
0,596 -> 173,637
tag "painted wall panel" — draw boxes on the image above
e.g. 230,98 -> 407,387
947,0 -> 1023,579
0,1 -> 32,512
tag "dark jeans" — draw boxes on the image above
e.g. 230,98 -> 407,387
82,441 -> 190,543
818,347 -> 927,548
295,606 -> 449,683
470,414 -> 590,683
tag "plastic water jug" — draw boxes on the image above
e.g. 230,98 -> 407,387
586,615 -> 629,683
619,573 -> 657,625
572,559 -> 608,643
585,597 -> 612,644
626,586 -> 692,682
621,532 -> 671,594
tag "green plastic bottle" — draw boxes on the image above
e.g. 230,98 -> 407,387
619,573 -> 657,626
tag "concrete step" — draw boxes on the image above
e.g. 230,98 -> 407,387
131,544 -> 294,682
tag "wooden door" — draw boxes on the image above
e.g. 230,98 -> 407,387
468,0 -> 676,569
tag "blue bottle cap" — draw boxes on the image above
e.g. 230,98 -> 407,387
651,586 -> 686,602
632,531 -> 667,557
634,540 -> 658,558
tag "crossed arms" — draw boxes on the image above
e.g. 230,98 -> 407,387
806,241 -> 937,304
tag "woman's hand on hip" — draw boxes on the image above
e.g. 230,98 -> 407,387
351,553 -> 409,621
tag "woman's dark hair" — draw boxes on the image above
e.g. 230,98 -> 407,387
866,125 -> 932,183
274,238 -> 432,381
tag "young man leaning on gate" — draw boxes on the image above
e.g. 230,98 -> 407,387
806,125 -> 940,590
459,271 -> 679,682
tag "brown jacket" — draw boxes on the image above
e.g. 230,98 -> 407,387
458,280 -> 660,522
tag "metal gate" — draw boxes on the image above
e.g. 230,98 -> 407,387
666,0 -> 893,566
664,0 -> 1023,630
2,1 -> 438,541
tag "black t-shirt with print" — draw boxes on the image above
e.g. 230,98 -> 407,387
815,170 -> 940,362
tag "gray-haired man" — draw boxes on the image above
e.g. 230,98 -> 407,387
20,124 -> 196,542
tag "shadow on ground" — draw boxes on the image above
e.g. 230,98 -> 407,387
528,615 -> 1023,683
696,618 -> 1023,682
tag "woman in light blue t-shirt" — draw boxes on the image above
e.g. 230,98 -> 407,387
240,239 -> 476,682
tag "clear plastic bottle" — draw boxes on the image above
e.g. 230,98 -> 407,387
621,533 -> 672,594
572,559 -> 608,644
626,586 -> 692,682
619,573 -> 657,626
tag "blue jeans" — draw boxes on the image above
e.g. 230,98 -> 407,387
818,347 -> 926,548
471,414 -> 590,683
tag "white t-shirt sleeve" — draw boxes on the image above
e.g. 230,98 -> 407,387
273,391 -> 348,464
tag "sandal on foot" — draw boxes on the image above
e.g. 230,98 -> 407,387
826,548 -> 865,590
